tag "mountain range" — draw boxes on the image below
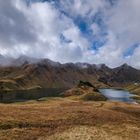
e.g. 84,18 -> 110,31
0,55 -> 140,91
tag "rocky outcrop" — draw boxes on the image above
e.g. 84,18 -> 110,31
61,81 -> 107,101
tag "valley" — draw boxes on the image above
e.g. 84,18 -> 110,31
0,57 -> 140,140
1,0 -> 140,139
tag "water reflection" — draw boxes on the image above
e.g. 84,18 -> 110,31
0,88 -> 66,103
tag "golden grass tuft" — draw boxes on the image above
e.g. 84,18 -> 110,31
0,98 -> 139,140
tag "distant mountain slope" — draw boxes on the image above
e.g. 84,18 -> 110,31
0,56 -> 140,91
99,64 -> 140,86
0,55 -> 14,66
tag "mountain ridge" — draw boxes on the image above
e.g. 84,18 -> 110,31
0,54 -> 139,70
0,56 -> 140,91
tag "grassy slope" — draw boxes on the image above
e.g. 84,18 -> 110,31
61,87 -> 107,101
0,98 -> 139,140
0,64 -> 107,91
61,81 -> 107,101
125,84 -> 140,103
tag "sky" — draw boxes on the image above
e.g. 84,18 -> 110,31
0,0 -> 140,68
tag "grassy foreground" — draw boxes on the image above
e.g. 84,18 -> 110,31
0,98 -> 139,140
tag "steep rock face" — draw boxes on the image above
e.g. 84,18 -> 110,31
99,64 -> 140,86
113,64 -> 140,83
0,57 -> 140,91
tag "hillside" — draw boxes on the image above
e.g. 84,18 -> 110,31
125,84 -> 140,103
99,64 -> 140,86
0,56 -> 140,91
61,81 -> 107,101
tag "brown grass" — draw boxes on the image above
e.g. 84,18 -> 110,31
0,98 -> 139,140
61,84 -> 107,101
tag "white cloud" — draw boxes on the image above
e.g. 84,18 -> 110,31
0,0 -> 90,62
105,0 -> 140,50
103,0 -> 140,68
126,45 -> 140,68
90,23 -> 100,35
0,0 -> 140,68
59,0 -> 106,18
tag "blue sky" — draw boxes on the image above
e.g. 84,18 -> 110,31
0,0 -> 140,68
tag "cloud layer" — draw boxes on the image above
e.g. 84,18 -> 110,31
0,0 -> 140,68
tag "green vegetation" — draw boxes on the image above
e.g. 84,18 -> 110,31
61,81 -> 107,101
131,96 -> 140,104
125,84 -> 140,103
81,92 -> 107,101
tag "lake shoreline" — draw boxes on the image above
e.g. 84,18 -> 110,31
99,88 -> 137,104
